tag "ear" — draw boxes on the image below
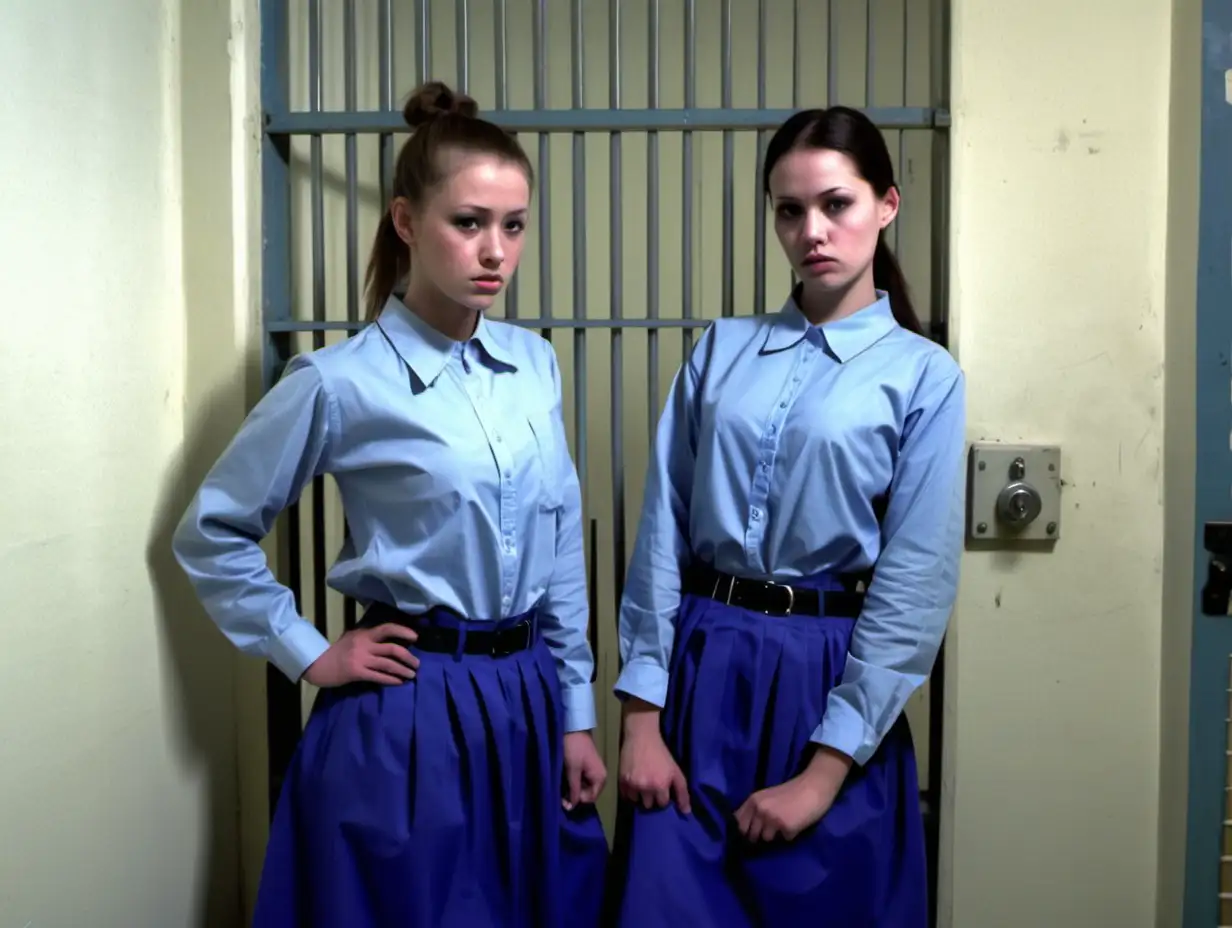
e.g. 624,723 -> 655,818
390,197 -> 416,248
878,186 -> 901,230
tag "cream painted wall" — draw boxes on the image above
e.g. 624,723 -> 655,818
0,0 -> 248,924
944,0 -> 1188,925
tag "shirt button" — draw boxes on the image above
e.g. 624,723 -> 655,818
779,401 -> 787,408
750,508 -> 761,521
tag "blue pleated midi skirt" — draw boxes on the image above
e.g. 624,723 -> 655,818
252,607 -> 610,928
609,573 -> 928,928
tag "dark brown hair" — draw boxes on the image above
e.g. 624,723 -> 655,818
363,81 -> 534,320
762,106 -> 922,335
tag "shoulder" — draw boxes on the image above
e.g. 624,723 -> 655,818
281,323 -> 390,391
879,327 -> 963,397
485,317 -> 561,377
684,314 -> 770,370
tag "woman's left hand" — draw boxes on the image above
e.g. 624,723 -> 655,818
734,746 -> 852,843
563,731 -> 608,810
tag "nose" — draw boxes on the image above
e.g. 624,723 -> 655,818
480,228 -> 505,268
803,208 -> 830,245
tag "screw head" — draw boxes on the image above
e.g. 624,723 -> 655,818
978,461 -> 986,471
1046,522 -> 1057,535
977,522 -> 988,534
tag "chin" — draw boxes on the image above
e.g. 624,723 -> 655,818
456,293 -> 498,313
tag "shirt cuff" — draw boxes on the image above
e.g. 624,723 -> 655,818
266,617 -> 331,682
810,697 -> 875,766
612,660 -> 670,708
560,682 -> 597,733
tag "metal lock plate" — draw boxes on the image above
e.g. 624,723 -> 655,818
966,443 -> 1062,543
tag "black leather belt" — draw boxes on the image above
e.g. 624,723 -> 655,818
361,602 -> 534,657
684,564 -> 866,618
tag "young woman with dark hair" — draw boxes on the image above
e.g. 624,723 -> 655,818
609,106 -> 966,928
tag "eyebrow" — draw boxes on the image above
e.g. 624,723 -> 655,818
775,186 -> 851,201
456,204 -> 529,215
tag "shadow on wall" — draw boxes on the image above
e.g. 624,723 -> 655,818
147,364 -> 256,921
147,393 -> 247,928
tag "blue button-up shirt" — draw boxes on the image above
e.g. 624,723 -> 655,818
173,296 -> 596,732
614,291 -> 966,765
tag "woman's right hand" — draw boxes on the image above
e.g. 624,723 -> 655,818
618,700 -> 691,814
302,623 -> 420,688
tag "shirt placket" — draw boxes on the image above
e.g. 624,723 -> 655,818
453,343 -> 519,616
744,342 -> 814,574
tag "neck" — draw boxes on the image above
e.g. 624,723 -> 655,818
797,272 -> 878,327
402,276 -> 479,342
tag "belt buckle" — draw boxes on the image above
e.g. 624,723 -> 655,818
762,581 -> 795,616
493,621 -> 530,657
711,573 -> 737,606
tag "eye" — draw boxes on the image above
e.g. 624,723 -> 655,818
453,216 -> 480,232
824,198 -> 852,215
504,219 -> 526,235
775,203 -> 802,220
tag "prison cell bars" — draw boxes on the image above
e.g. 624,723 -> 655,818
260,3 -> 950,922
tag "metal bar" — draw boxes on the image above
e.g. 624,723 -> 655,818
647,0 -> 660,424
269,317 -> 716,333
571,0 -> 588,497
681,0 -> 696,365
929,0 -> 951,347
416,0 -> 431,84
343,0 -> 359,632
456,0 -> 470,92
896,0 -> 908,257
259,0 -> 299,825
533,0 -> 551,326
792,0 -> 801,108
377,0 -> 394,200
721,0 -> 733,317
866,0 -> 875,106
610,0 -> 626,605
495,0 -> 517,318
266,106 -> 949,134
754,0 -> 767,315
828,0 -> 839,106
308,0 -> 328,642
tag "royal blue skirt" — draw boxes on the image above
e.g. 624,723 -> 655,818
609,573 -> 928,928
252,607 -> 609,928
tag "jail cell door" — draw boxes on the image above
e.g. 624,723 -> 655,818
1184,0 -> 1232,923
258,0 -> 950,911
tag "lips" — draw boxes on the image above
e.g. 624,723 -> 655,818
803,254 -> 836,267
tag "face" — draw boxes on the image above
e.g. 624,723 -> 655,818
393,151 -> 531,312
768,147 -> 898,295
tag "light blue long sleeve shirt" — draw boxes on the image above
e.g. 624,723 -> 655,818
614,291 -> 966,765
173,296 -> 597,732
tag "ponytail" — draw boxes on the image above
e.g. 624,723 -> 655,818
363,210 -> 408,321
872,234 -> 923,336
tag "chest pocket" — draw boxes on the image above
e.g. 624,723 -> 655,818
526,408 -> 565,511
